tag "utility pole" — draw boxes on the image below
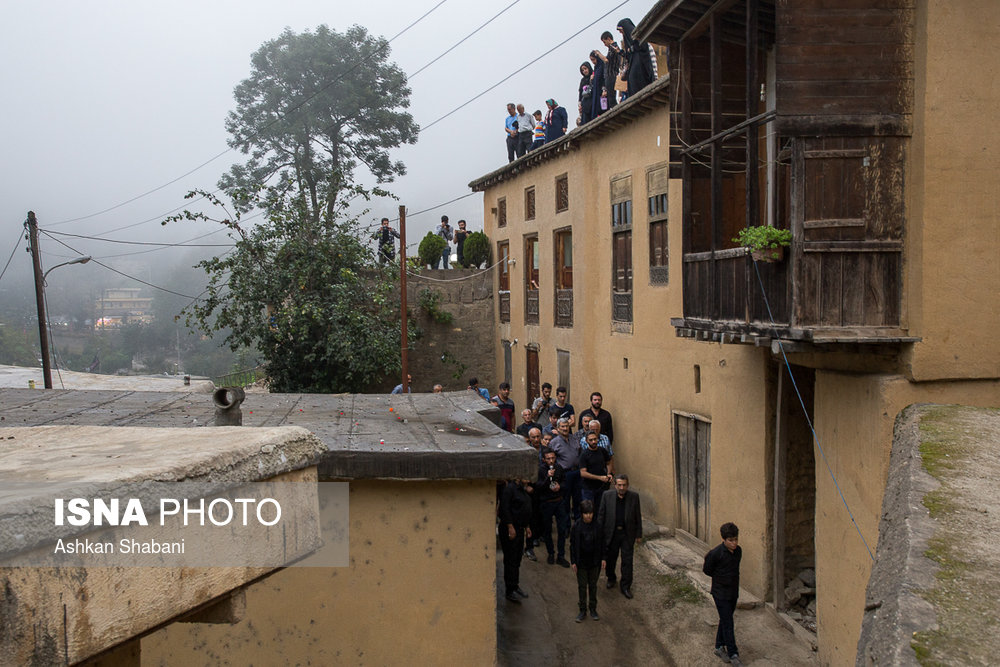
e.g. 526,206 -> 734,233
399,205 -> 409,393
25,211 -> 53,389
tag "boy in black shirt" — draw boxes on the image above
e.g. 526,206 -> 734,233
570,499 -> 602,621
703,522 -> 742,665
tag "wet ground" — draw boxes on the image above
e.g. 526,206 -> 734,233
497,535 -> 818,666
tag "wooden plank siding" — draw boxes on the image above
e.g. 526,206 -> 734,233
792,136 -> 904,328
775,1 -> 914,132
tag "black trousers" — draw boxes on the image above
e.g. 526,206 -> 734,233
604,529 -> 634,587
516,132 -> 532,157
500,526 -> 525,594
713,595 -> 738,657
576,564 -> 601,611
506,134 -> 517,162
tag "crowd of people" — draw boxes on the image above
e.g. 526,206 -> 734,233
503,18 -> 658,162
375,214 -> 472,269
480,379 -> 744,664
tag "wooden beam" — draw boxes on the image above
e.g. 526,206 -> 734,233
710,11 -> 722,321
773,366 -> 788,610
681,0 -> 741,42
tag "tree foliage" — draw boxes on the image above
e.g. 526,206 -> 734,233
165,25 -> 419,393
221,25 -> 419,222
418,232 -> 447,268
463,232 -> 491,268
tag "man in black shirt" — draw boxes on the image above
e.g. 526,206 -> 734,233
579,391 -> 614,446
703,522 -> 743,665
579,431 -> 613,516
499,478 -> 534,602
516,408 -> 541,438
535,448 -> 568,566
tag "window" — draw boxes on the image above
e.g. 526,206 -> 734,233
648,164 -> 669,285
610,175 -> 633,327
554,228 -> 573,327
525,186 -> 536,221
498,197 -> 507,228
497,240 -> 510,323
555,174 -> 569,213
524,235 -> 539,324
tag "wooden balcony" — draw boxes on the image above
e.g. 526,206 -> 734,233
672,244 -> 917,347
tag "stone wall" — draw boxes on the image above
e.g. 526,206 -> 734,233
380,268 -> 496,394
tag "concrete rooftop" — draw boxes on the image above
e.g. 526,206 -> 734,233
0,388 -> 537,481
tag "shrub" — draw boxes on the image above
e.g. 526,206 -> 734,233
418,232 -> 448,267
462,231 -> 491,268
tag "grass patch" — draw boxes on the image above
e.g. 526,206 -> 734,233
921,490 -> 955,518
654,572 -> 704,607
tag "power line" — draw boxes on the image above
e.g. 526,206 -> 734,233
42,229 -> 233,247
40,232 -> 200,300
418,0 -> 633,133
0,231 -> 23,285
408,0 -> 522,79
46,0 -> 450,229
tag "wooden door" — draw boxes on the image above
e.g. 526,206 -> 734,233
674,412 -> 711,543
526,347 -> 539,409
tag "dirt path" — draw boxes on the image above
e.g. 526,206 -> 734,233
497,537 -> 818,666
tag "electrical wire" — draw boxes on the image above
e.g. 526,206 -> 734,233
40,232 -> 200,300
750,256 -> 877,562
405,255 -> 505,282
41,230 -> 232,247
418,0 -> 633,133
0,230 -> 23,285
408,0 -> 522,79
47,0 -> 450,228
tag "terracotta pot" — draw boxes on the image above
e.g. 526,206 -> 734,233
751,245 -> 785,263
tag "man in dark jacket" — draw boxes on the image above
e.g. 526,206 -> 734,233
571,499 -> 603,621
703,522 -> 743,666
597,474 -> 642,599
499,478 -> 534,602
536,448 -> 569,566
544,99 -> 568,143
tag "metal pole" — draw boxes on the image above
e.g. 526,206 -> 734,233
399,205 -> 409,393
25,212 -> 53,389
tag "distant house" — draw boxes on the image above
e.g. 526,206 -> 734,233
95,287 -> 153,328
471,1 -> 999,663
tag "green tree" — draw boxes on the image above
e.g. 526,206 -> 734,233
463,232 -> 491,268
221,24 -> 418,222
165,25 -> 419,393
418,232 -> 448,268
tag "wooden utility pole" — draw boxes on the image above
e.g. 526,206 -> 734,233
399,205 -> 409,393
25,211 -> 52,389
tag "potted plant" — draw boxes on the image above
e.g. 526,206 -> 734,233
732,226 -> 792,262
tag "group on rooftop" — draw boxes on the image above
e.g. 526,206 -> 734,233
504,18 -> 658,163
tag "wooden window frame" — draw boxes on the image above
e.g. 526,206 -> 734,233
525,186 -> 536,221
524,234 -> 539,325
554,227 -> 573,328
555,174 -> 569,213
498,197 -> 507,228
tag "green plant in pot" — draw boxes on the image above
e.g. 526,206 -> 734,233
418,232 -> 448,268
733,225 -> 792,262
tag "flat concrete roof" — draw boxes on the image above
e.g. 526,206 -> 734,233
0,364 -> 214,392
0,388 -> 537,481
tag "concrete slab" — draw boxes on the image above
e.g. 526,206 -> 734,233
0,364 -> 214,392
0,388 -> 537,481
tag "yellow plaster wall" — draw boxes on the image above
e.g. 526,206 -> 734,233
485,114 -> 776,597
905,0 -> 1000,381
141,479 -> 497,666
812,372 -> 1000,665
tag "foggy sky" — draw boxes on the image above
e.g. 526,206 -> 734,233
1,0 -> 648,297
